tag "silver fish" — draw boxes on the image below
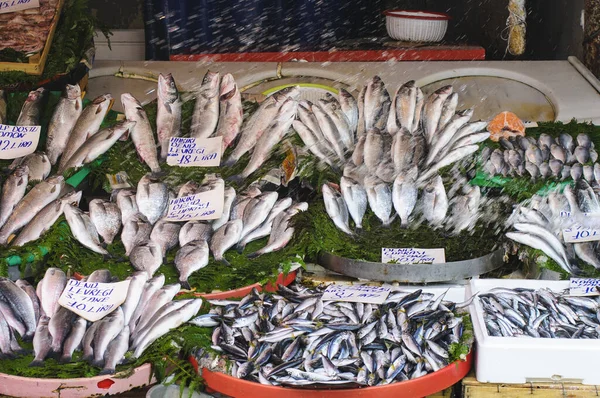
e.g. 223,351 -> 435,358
0,277 -> 36,340
133,299 -> 192,348
422,175 -> 448,226
240,191 -> 278,240
364,76 -> 391,131
175,239 -> 209,289
574,146 -> 590,164
58,94 -> 111,172
87,269 -> 112,283
16,88 -> 45,126
130,239 -> 163,277
179,220 -> 213,247
60,316 -> 87,363
319,93 -> 353,150
100,326 -> 129,375
15,279 -> 40,324
356,85 -> 367,138
423,86 -> 452,144
120,272 -> 148,326
338,88 -> 358,136
583,164 -> 595,183
48,305 -> 77,352
92,307 -> 124,366
157,73 -> 182,160
293,120 -> 335,167
215,73 -> 243,151
47,84 -> 82,164
210,219 -> 243,265
129,274 -> 165,334
0,175 -> 64,245
89,199 -> 122,245
12,191 -> 82,247
30,316 -> 51,366
391,127 -> 413,173
364,128 -> 384,174
323,183 -> 352,235
571,163 -> 583,181
365,175 -> 394,226
248,203 -> 307,258
574,242 -> 600,269
550,144 -> 567,163
149,218 -> 181,257
38,267 -> 66,318
11,152 -> 50,182
136,173 -> 169,225
558,133 -> 575,152
116,189 -> 138,223
0,166 -> 28,229
191,70 -> 220,139
437,92 -> 458,131
313,103 -> 345,161
177,181 -> 200,198
392,169 -> 418,227
121,93 -> 161,173
352,135 -> 366,166
134,283 -> 180,333
417,145 -> 479,184
411,88 -> 424,133
395,81 -> 418,133
237,198 -> 293,251
426,109 -> 473,166
64,204 -> 107,255
340,176 -> 367,230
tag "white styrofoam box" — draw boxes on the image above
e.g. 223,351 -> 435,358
468,279 -> 600,385
384,10 -> 449,42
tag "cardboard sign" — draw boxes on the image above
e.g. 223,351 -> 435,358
569,278 -> 600,296
381,248 -> 446,264
167,136 -> 222,167
322,284 -> 391,304
165,185 -> 224,222
58,279 -> 130,321
0,125 -> 40,159
0,0 -> 39,14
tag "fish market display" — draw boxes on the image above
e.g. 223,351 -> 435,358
0,0 -> 59,53
0,268 -> 201,375
505,182 -> 600,274
481,132 -> 599,182
192,284 -> 471,387
16,88 -> 45,126
479,287 -> 600,339
46,84 -> 83,165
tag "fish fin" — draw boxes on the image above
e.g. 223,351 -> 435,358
163,103 -> 172,114
227,174 -> 244,185
59,355 -> 72,364
75,101 -> 80,111
29,359 -> 44,367
220,257 -> 232,266
95,106 -> 103,115
235,243 -> 245,254
221,157 -> 236,167
99,368 -> 115,376
92,359 -> 104,367
17,177 -> 25,186
180,280 -> 191,290
247,251 -> 262,259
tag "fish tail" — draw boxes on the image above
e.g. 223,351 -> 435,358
221,156 -> 237,167
226,174 -> 244,185
29,359 -> 43,367
59,354 -> 72,364
99,368 -> 115,376
180,279 -> 191,290
235,243 -> 246,254
220,257 -> 233,266
92,358 -> 104,367
247,250 -> 262,259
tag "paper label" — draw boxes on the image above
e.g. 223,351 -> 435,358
0,125 -> 40,159
563,224 -> 600,243
106,171 -> 132,190
58,279 -> 130,321
381,248 -> 446,264
569,278 -> 600,296
322,284 -> 391,304
165,185 -> 224,222
167,136 -> 222,167
0,0 -> 39,14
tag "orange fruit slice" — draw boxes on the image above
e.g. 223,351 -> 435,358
487,111 -> 525,141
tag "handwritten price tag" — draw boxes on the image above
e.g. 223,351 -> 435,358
58,279 -> 130,321
569,278 -> 600,296
165,184 -> 224,222
563,219 -> 600,243
0,125 -> 40,159
167,136 -> 222,167
381,248 -> 446,264
0,0 -> 39,14
322,284 -> 391,304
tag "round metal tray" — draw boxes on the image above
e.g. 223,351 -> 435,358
318,249 -> 504,283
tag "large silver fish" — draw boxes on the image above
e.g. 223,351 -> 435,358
15,279 -> 40,324
47,84 -> 82,164
10,151 -> 50,183
121,213 -> 152,256
100,326 -> 129,375
364,175 -> 394,226
48,305 -> 77,352
179,220 -> 213,247
421,175 -> 448,226
0,165 -> 28,229
136,174 -> 169,225
363,128 -> 384,174
237,197 -> 293,251
29,316 -> 51,366
210,219 -> 243,265
64,204 -> 108,255
340,176 -> 367,230
121,93 -> 161,173
175,239 -> 209,289
60,316 -> 87,363
16,88 -> 45,126
395,80 -> 418,133
190,71 -> 220,139
130,239 -> 163,277
338,88 -> 358,136
150,218 -> 181,257
0,277 -> 36,340
240,191 -> 278,240
129,274 -> 165,334
322,183 -> 352,235
313,104 -> 345,162
364,76 -> 390,131
319,94 -> 353,150
215,73 -> 243,152
157,73 -> 182,160
423,86 -> 452,144
392,169 -> 418,227
121,272 -> 148,327
134,283 -> 180,333
38,267 -> 66,318
116,189 -> 139,223
92,307 -> 124,366
89,199 -> 122,245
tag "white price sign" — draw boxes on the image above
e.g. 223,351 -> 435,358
0,0 -> 39,14
381,248 -> 446,264
166,136 -> 222,167
0,124 -> 40,159
569,278 -> 600,296
322,284 -> 391,304
165,185 -> 224,222
58,279 -> 130,321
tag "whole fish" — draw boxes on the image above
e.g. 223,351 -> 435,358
47,84 -> 82,164
15,279 -> 40,324
312,104 -> 345,162
319,94 -> 353,150
248,204 -> 307,258
150,218 -> 181,257
121,272 -> 149,326
364,76 -> 391,131
365,175 -> 394,226
411,88 -> 425,133
133,299 -> 192,347
322,183 -> 353,235
133,299 -> 202,358
0,165 -> 28,229
356,85 -> 367,138
0,175 -> 64,245
558,133 -> 575,152
134,283 -> 180,333
0,277 -> 36,340
16,88 -> 45,126
237,198 -> 293,251
87,269 -> 113,283
58,94 -> 111,172
396,80 -> 418,132
340,176 -> 367,230
574,242 -> 600,269
506,231 -> 572,273
426,109 -> 473,166
64,204 -> 107,255
235,98 -> 297,180
58,120 -> 135,173
121,93 -> 161,173
130,239 -> 163,277
293,120 -> 335,168
297,100 -> 328,146
175,239 -> 210,289
116,189 -> 139,223
211,186 -> 235,231
136,173 -> 169,225
89,199 -> 122,245
240,191 -> 278,240
392,169 -> 418,227
0,89 -> 5,124
438,93 -> 458,131
157,73 -> 182,160
129,274 -> 165,334
48,305 -> 77,352
101,326 -> 129,375
191,70 -> 220,139
391,127 -> 413,173
12,191 -> 82,247
417,145 -> 479,184
92,307 -> 124,366
81,320 -> 101,362
121,213 -> 152,256
39,267 -> 66,318
422,175 -> 449,226
215,73 -> 243,151
179,220 -> 213,247
210,220 -> 243,265
29,316 -> 51,366
338,88 -> 358,135
10,152 -> 50,182
423,86 -> 452,144
60,317 -> 87,363
363,128 -> 385,174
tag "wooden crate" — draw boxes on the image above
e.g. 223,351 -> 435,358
0,0 -> 66,75
462,373 -> 600,397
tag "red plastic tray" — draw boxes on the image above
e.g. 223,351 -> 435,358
196,352 -> 472,398
193,270 -> 297,300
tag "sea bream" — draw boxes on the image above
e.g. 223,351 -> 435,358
0,165 -> 28,229
340,176 -> 367,230
156,73 -> 182,160
175,239 -> 209,289
58,94 -> 112,172
150,218 -> 181,257
210,219 -> 243,265
121,93 -> 161,173
46,84 -> 82,164
121,213 -> 152,256
363,76 -> 391,131
89,199 -> 122,245
179,220 -> 213,247
338,88 -> 358,136
215,73 -> 243,152
16,87 -> 45,126
191,70 -> 220,139
130,239 -> 163,277
116,189 -> 139,223
364,175 -> 394,226
136,173 -> 169,225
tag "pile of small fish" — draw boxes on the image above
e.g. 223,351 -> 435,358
505,181 -> 600,274
0,0 -> 59,53
482,133 -> 599,182
0,268 -> 202,374
191,284 -> 471,387
479,287 -> 600,339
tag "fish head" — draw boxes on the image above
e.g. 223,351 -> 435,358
26,87 -> 45,102
277,98 -> 298,120
92,94 -> 113,115
121,93 -> 143,117
158,73 -> 179,103
65,84 -> 81,100
47,175 -> 65,186
62,190 -> 83,207
219,73 -> 237,98
114,120 -> 137,139
12,165 -> 29,179
202,70 -> 220,88
434,85 -> 453,96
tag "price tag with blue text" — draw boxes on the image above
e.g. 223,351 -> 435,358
382,248 -> 446,264
0,124 -> 40,159
569,278 -> 600,296
167,136 -> 222,167
563,217 -> 600,243
58,279 -> 130,321
0,0 -> 39,14
322,284 -> 391,304
165,185 -> 224,222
